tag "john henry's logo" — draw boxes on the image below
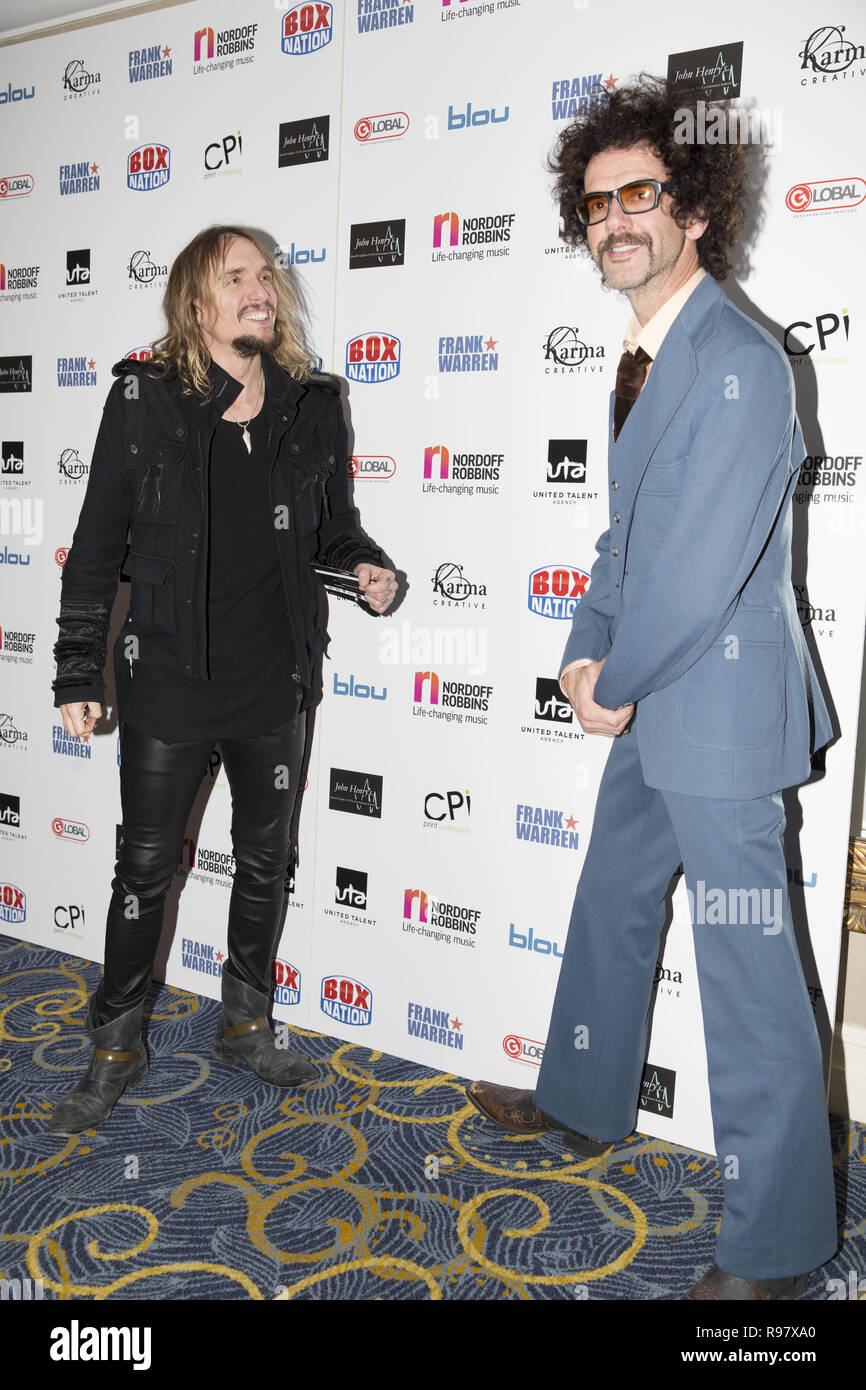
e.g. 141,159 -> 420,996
413,671 -> 491,711
66,249 -> 90,284
128,250 -> 167,283
447,101 -> 509,130
783,309 -> 850,357
58,161 -> 99,196
666,42 -> 743,99
0,175 -> 35,199
547,440 -> 587,483
431,562 -> 487,604
2,442 -> 23,474
407,1002 -> 463,1048
127,144 -> 170,191
423,445 -> 501,483
503,1033 -> 545,1066
346,332 -> 401,383
437,334 -> 498,372
282,3 -> 333,54
359,0 -> 414,34
551,72 -> 615,121
274,958 -> 301,1006
328,767 -> 383,817
0,883 -> 26,924
528,565 -> 590,620
515,803 -> 578,850
278,116 -> 329,166
535,677 -> 573,724
354,111 -> 409,142
640,1063 -> 675,1117
128,44 -> 172,83
335,866 -> 368,910
543,327 -> 604,369
786,178 -> 866,213
350,454 -> 396,479
799,25 -> 865,78
320,975 -> 372,1025
349,220 -> 405,270
51,816 -> 90,843
0,359 -> 32,393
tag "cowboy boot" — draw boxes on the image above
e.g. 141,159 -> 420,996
47,998 -> 148,1135
211,969 -> 316,1085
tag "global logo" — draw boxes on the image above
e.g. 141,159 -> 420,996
274,958 -> 301,1006
354,111 -> 409,142
0,175 -> 34,199
785,178 -> 866,213
282,3 -> 333,55
503,1033 -> 545,1067
320,974 -> 372,1026
126,143 -> 171,192
346,331 -> 401,383
350,453 -> 396,479
0,882 -> 26,924
528,565 -> 590,619
51,816 -> 90,843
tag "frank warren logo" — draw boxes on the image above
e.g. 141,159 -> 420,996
127,143 -> 170,191
543,327 -> 605,374
528,564 -> 590,620
786,177 -> 865,213
359,0 -> 414,35
321,974 -> 372,1026
407,1002 -> 463,1049
279,116 -> 329,166
515,803 -> 579,851
551,71 -> 616,121
403,888 -> 479,950
0,175 -> 34,200
282,3 -> 333,54
346,331 -> 400,383
432,210 -> 515,264
274,958 -> 301,1006
349,219 -> 405,269
438,334 -> 498,373
57,357 -> 96,388
667,41 -> 743,99
181,938 -> 224,976
128,43 -> 172,82
640,1063 -> 675,1118
59,161 -> 99,196
329,767 -> 383,817
52,724 -> 90,759
0,883 -> 26,925
423,443 -> 501,497
799,24 -> 866,85
431,561 -> 487,609
354,111 -> 409,143
413,670 -> 492,726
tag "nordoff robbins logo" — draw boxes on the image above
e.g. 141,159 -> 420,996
786,177 -> 866,212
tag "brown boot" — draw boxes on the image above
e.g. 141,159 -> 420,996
466,1080 -> 616,1157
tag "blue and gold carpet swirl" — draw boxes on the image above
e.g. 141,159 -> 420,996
1,935 -> 864,1301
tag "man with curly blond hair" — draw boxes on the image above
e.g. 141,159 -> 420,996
468,79 -> 836,1301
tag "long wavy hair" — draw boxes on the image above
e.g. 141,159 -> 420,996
550,75 -> 748,281
149,225 -> 316,395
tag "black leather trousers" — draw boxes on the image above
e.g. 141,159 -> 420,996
95,716 -> 306,1023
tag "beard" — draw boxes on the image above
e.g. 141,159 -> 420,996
231,330 -> 275,358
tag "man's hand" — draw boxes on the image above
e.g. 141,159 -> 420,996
561,661 -> 634,737
355,564 -> 397,614
58,701 -> 102,739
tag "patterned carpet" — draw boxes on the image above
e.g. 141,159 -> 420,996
1,934 -> 864,1302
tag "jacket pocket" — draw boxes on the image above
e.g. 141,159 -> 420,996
676,606 -> 786,752
130,442 -> 186,522
124,551 -> 175,633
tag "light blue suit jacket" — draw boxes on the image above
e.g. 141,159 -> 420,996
560,275 -> 832,800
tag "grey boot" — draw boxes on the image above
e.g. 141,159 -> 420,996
47,999 -> 148,1136
212,970 -> 316,1086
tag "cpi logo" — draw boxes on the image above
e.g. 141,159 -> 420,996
282,3 -> 333,55
503,1033 -> 545,1067
785,177 -> 866,213
51,816 -> 90,843
354,111 -> 409,143
528,565 -> 590,620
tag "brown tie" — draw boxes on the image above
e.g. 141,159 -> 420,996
613,346 -> 652,441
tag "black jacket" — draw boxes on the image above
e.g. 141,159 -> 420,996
53,353 -> 386,709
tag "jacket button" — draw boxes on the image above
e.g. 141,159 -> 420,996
185,599 -> 192,605
129,443 -> 138,456
614,579 -> 620,588
611,548 -> 618,556
290,442 -> 299,453
611,480 -> 619,490
175,428 -> 185,438
613,513 -> 620,523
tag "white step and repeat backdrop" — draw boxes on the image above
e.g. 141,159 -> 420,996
1,0 -> 864,1154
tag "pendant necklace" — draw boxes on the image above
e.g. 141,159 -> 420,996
225,374 -> 264,454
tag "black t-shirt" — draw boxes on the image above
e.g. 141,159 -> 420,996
120,408 -> 300,742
